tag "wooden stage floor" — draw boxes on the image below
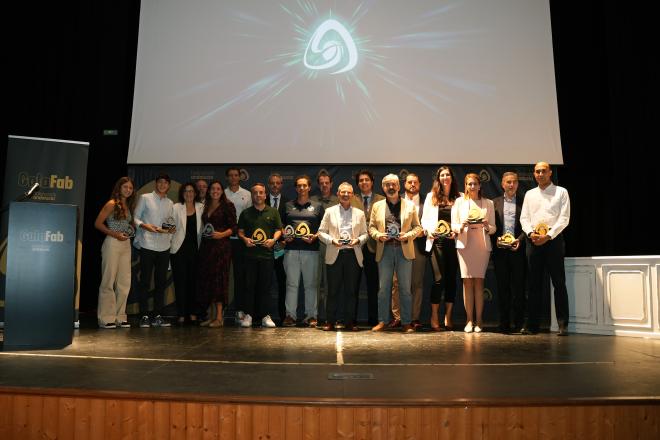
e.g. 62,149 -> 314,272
1,324 -> 659,406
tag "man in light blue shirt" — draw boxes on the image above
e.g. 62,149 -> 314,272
133,172 -> 175,327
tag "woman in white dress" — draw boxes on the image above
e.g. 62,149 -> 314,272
451,173 -> 495,333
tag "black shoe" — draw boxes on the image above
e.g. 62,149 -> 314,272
520,326 -> 538,335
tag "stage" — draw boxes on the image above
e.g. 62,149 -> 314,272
1,323 -> 659,438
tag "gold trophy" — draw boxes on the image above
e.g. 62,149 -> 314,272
434,220 -> 451,238
534,222 -> 550,236
251,228 -> 268,245
467,205 -> 484,224
496,232 -> 516,249
294,222 -> 312,238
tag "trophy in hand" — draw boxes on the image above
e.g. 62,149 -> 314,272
161,216 -> 176,232
467,205 -> 484,224
534,222 -> 550,237
294,222 -> 312,239
338,230 -> 352,245
386,224 -> 400,239
283,225 -> 295,240
119,224 -> 135,239
201,223 -> 215,238
496,232 -> 516,249
251,228 -> 268,246
433,220 -> 451,239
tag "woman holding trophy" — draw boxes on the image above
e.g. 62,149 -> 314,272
94,176 -> 136,329
170,182 -> 204,325
421,166 -> 460,331
451,173 -> 496,333
197,180 -> 237,327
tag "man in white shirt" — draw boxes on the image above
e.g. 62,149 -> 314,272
520,162 -> 571,336
133,172 -> 175,327
224,167 -> 252,321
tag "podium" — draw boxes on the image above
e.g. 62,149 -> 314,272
3,202 -> 77,349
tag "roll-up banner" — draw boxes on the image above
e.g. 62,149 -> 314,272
1,135 -> 89,324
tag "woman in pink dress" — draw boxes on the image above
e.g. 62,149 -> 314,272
451,173 -> 495,333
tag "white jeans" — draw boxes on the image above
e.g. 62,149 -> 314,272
284,250 -> 319,319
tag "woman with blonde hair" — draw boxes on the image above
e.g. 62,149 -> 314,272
451,173 -> 495,333
94,177 -> 137,329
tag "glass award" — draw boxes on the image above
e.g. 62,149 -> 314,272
338,230 -> 352,245
283,225 -> 295,239
201,223 -> 215,238
120,224 -> 135,239
496,232 -> 515,249
434,220 -> 451,238
386,224 -> 400,239
161,216 -> 176,231
251,228 -> 268,245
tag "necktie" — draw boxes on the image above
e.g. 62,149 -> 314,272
363,196 -> 369,211
273,196 -> 279,209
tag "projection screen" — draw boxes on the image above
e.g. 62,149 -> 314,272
128,0 -> 562,164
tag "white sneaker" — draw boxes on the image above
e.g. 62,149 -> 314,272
241,314 -> 252,328
474,325 -> 482,333
236,310 -> 246,326
464,322 -> 473,333
262,315 -> 276,328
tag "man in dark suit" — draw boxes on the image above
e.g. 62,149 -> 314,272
350,169 -> 385,326
267,172 -> 288,324
491,171 -> 527,333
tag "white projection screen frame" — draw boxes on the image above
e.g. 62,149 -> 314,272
128,0 -> 562,165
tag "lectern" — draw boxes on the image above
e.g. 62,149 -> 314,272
4,202 -> 77,349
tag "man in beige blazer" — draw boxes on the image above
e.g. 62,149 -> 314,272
369,174 -> 423,333
350,169 -> 385,326
318,182 -> 368,330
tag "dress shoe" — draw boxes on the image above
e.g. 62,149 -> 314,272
282,316 -> 296,327
305,317 -> 318,328
411,320 -> 423,330
431,325 -> 443,332
402,324 -> 415,333
371,322 -> 386,332
335,321 -> 346,330
557,324 -> 568,336
322,322 -> 334,331
347,322 -> 360,332
387,319 -> 401,329
521,326 -> 538,335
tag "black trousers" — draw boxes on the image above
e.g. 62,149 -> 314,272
230,238 -> 246,311
526,235 -> 569,328
273,256 -> 286,322
138,248 -> 170,316
429,243 -> 459,304
326,249 -> 361,323
357,243 -> 379,325
243,256 -> 274,322
170,244 -> 199,318
493,246 -> 526,328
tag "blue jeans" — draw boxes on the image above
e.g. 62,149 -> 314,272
377,245 -> 413,324
284,250 -> 319,319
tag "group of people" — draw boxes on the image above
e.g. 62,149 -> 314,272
94,162 -> 571,336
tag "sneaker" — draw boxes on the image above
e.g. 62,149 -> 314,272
464,322 -> 473,333
305,317 -> 318,328
262,315 -> 276,328
116,321 -> 131,328
139,316 -> 151,328
236,310 -> 246,326
282,316 -> 296,327
474,325 -> 482,333
241,314 -> 253,328
100,322 -> 116,329
151,315 -> 171,327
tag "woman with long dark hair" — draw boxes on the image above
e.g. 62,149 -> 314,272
197,180 -> 237,327
94,177 -> 136,329
421,166 -> 460,331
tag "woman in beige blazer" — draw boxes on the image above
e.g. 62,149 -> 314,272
451,173 -> 495,333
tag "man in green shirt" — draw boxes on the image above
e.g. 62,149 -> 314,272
237,183 -> 282,327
